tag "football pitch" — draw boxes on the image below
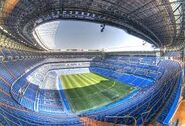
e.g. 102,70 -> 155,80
61,72 -> 135,112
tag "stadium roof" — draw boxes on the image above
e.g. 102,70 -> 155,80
0,0 -> 185,50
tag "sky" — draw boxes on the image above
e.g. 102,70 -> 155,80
35,20 -> 157,51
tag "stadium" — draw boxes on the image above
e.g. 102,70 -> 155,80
0,0 -> 185,126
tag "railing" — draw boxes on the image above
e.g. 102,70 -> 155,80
105,115 -> 137,126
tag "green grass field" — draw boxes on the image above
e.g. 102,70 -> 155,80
61,72 -> 134,112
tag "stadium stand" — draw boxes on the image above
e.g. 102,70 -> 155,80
0,0 -> 185,125
0,49 -> 180,125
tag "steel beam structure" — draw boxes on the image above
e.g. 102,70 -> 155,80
0,0 -> 184,50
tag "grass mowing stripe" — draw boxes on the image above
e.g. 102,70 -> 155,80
82,73 -> 118,94
82,73 -> 103,80
61,76 -> 79,112
79,74 -> 108,103
65,76 -> 79,112
61,72 -> 135,112
72,75 -> 88,110
88,73 -> 108,81
62,76 -> 72,89
80,73 -> 121,102
67,75 -> 89,111
82,73 -> 105,84
74,74 -> 109,103
67,75 -> 87,97
81,73 -> 99,84
73,74 -> 106,107
74,74 -> 97,95
80,74 -> 101,86
82,73 -> 133,101
72,74 -> 92,96
82,73 -> 112,92
76,74 -> 111,102
79,75 -> 117,106
65,76 -> 85,112
87,73 -> 132,94
76,73 -> 109,110
62,75 -> 83,111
